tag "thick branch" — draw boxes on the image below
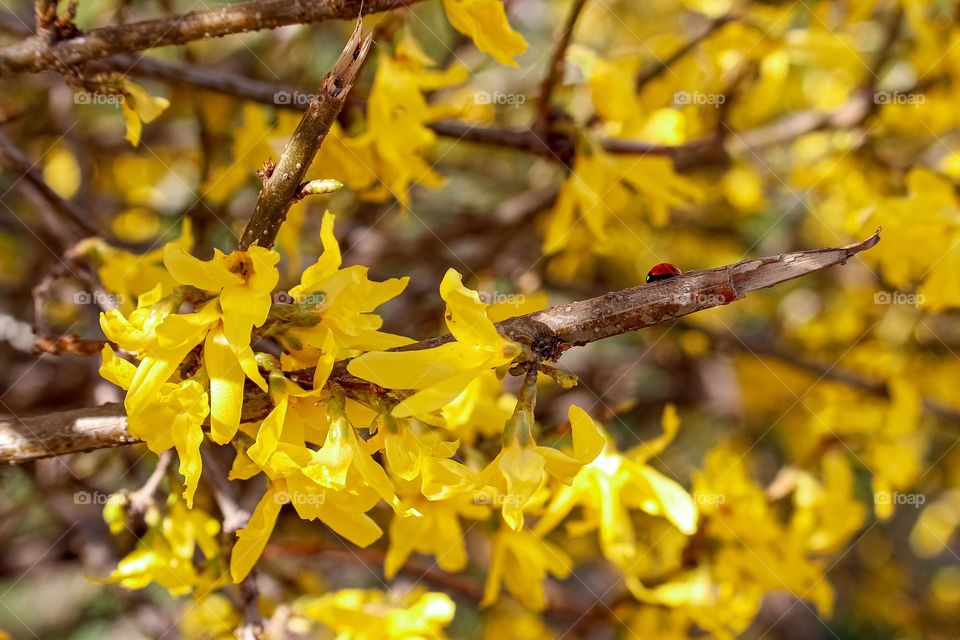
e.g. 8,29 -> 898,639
0,233 -> 882,464
0,0 -> 417,76
238,23 -> 371,250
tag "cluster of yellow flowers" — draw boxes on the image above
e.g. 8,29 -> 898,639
90,207 -> 886,638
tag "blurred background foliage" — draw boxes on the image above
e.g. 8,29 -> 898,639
1,0 -> 960,638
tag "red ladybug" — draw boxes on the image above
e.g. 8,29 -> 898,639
646,263 -> 682,283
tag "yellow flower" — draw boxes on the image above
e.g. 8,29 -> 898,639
295,588 -> 456,639
231,395 -> 411,583
384,474 -> 488,579
331,39 -> 468,205
477,377 -> 605,530
99,344 -> 210,506
280,211 -> 412,385
103,493 -> 220,595
535,405 -> 698,567
348,269 -> 521,420
162,243 -> 280,442
544,148 -> 704,255
180,594 -> 240,640
442,0 -> 527,66
482,526 -> 572,611
76,219 -> 194,313
120,79 -> 170,147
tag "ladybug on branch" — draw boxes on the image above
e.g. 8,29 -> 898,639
645,263 -> 682,283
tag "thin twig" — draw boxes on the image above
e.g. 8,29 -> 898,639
0,128 -> 101,240
34,0 -> 57,43
537,0 -> 589,125
238,22 -> 371,251
200,444 -> 261,639
105,52 -> 924,172
0,232 -> 885,463
635,12 -> 736,91
127,449 -> 173,518
0,0 -> 417,76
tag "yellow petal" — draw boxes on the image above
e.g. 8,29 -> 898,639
231,485 -> 285,582
392,367 -> 486,418
637,466 -> 698,535
248,395 -> 289,468
439,269 -> 502,347
299,211 -> 342,286
163,245 -> 240,291
348,342 -> 486,390
442,0 -> 528,67
568,405 -> 606,463
205,327 -> 245,444
317,505 -> 383,547
99,344 -> 136,390
497,444 -> 545,530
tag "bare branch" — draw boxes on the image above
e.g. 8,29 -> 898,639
0,233 -> 883,464
0,128 -> 100,240
127,449 -> 173,517
238,23 -> 371,251
0,0 -> 419,76
635,11 -> 735,91
109,54 -> 913,172
34,0 -> 57,43
200,444 -> 261,640
537,0 -> 589,125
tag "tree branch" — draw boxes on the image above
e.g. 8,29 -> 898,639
0,128 -> 100,240
537,0 -> 589,125
238,22 -> 371,251
635,11 -> 735,91
0,0 -> 419,76
0,232 -> 882,464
